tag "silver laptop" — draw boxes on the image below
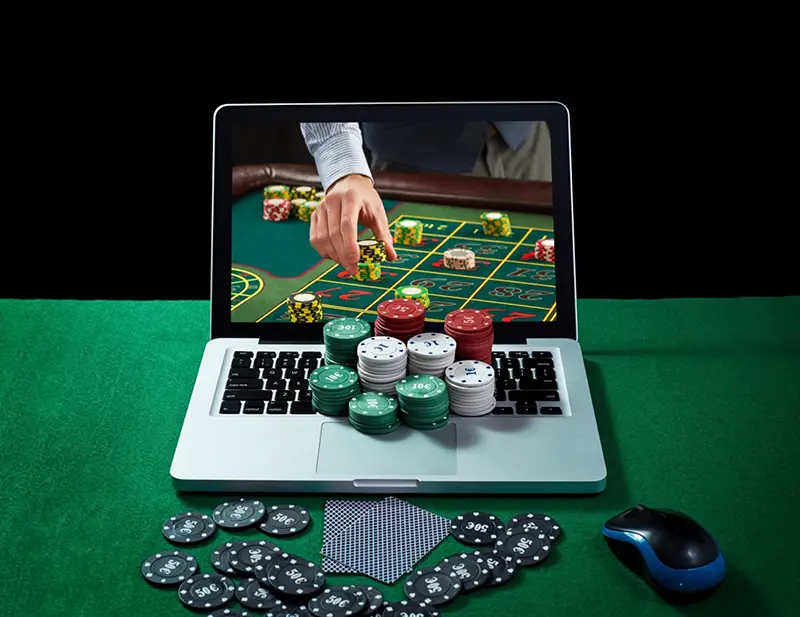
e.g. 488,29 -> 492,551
170,102 -> 606,494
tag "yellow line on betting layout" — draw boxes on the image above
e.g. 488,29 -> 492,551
458,228 -> 534,310
357,221 -> 467,318
231,269 -> 264,311
396,246 -> 554,268
543,303 -> 556,321
395,213 -> 553,233
382,267 -> 555,289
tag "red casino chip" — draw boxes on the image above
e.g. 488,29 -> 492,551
444,309 -> 494,364
375,299 -> 425,343
263,198 -> 292,221
534,238 -> 555,263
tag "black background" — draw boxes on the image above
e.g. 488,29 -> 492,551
4,49 -> 794,301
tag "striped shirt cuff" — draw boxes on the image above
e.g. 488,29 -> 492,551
310,129 -> 373,192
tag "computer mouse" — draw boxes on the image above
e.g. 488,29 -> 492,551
602,504 -> 725,603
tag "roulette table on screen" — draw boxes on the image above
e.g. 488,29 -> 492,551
230,165 -> 557,325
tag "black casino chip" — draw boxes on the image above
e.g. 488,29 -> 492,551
262,555 -> 326,598
178,573 -> 236,610
209,610 -> 251,617
141,550 -> 198,586
308,585 -> 367,617
506,512 -> 562,543
404,566 -> 462,606
381,600 -> 440,617
266,609 -> 312,617
213,498 -> 267,529
356,585 -> 385,616
475,548 -> 516,587
449,511 -> 504,545
211,541 -> 248,575
230,539 -> 283,575
260,504 -> 311,537
495,529 -> 551,567
162,511 -> 217,544
438,552 -> 490,592
235,579 -> 285,611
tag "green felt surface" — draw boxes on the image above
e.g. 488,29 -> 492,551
1,297 -> 799,617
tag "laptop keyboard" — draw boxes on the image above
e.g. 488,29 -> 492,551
219,349 -> 562,417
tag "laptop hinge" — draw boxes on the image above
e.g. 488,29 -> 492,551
257,339 -> 324,346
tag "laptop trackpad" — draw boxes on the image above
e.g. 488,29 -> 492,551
316,422 -> 457,476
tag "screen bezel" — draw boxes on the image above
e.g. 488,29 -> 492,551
211,102 -> 577,343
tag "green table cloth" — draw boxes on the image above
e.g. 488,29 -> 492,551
1,298 -> 798,617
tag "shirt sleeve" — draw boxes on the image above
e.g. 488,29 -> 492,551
300,122 -> 373,192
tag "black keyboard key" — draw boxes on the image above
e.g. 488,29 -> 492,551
523,357 -> 554,369
494,389 -> 507,401
500,358 -> 520,368
220,401 -> 241,414
254,357 -> 274,369
290,401 -> 315,414
256,351 -> 277,358
243,401 -> 265,414
226,379 -> 264,390
264,368 -> 282,379
234,351 -> 254,358
518,378 -> 557,390
532,351 -> 552,358
286,369 -> 304,379
509,368 -> 523,379
229,368 -> 260,379
540,406 -> 562,415
491,406 -> 514,415
231,358 -> 251,368
492,351 -> 506,358
501,378 -> 517,390
289,379 -> 308,390
301,351 -> 322,358
509,351 -> 529,358
275,390 -> 295,401
492,359 -> 502,370
279,351 -> 300,358
266,378 -> 286,389
222,389 -> 272,401
267,401 -> 288,414
509,390 -> 560,403
516,405 -> 539,415
538,368 -> 555,380
298,390 -> 312,401
521,368 -> 535,379
298,358 -> 318,369
277,358 -> 295,369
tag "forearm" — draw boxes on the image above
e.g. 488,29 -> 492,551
300,122 -> 373,192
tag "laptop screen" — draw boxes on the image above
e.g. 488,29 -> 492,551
216,104 -> 576,341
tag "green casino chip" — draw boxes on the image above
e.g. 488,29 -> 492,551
396,374 -> 447,399
310,365 -> 359,390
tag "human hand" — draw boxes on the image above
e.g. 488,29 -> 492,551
309,174 -> 397,275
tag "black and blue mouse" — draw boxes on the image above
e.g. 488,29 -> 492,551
602,504 -> 726,603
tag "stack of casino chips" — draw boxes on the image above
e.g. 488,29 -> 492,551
443,249 -> 476,271
393,219 -> 424,245
534,237 -> 555,263
290,185 -> 316,202
290,198 -> 307,218
348,392 -> 400,434
407,332 -> 457,377
264,185 -> 291,200
374,299 -> 426,344
322,317 -> 372,367
444,360 -> 496,417
296,201 -> 318,223
357,336 -> 408,395
396,374 -> 451,430
444,309 -> 494,364
354,239 -> 387,281
394,285 -> 430,308
285,292 -> 323,323
480,211 -> 512,237
263,198 -> 292,221
308,365 -> 361,416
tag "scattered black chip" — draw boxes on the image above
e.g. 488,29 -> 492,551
262,555 -> 326,598
438,552 -> 490,592
381,600 -> 440,617
308,585 -> 367,617
265,609 -> 311,617
230,539 -> 283,575
162,511 -> 217,544
506,512 -> 561,543
213,498 -> 267,529
475,548 -> 516,587
404,566 -> 462,606
356,585 -> 385,616
495,529 -> 551,567
260,504 -> 311,537
236,579 -> 285,611
450,511 -> 504,545
178,573 -> 235,610
141,550 -> 198,586
208,610 -> 251,617
212,541 -> 248,575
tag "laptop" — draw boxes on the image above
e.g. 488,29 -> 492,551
170,102 -> 607,494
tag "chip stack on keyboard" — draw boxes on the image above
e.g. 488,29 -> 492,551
396,374 -> 451,430
374,299 -> 426,343
309,365 -> 361,416
406,332 -> 457,377
348,391 -> 401,435
445,360 -> 496,417
323,317 -> 372,367
444,308 -> 494,364
356,336 -> 408,395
